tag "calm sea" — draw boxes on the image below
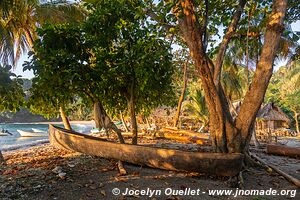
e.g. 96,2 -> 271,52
0,123 -> 93,151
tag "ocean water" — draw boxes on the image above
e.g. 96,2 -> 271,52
0,123 -> 93,151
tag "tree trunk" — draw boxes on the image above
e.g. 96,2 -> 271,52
235,0 -> 287,151
0,150 -> 5,165
128,79 -> 138,145
175,0 -> 287,153
129,95 -> 138,145
250,123 -> 260,148
120,112 -> 129,132
294,112 -> 299,134
59,107 -> 72,130
94,102 -> 104,129
174,59 -> 188,127
95,101 -> 125,144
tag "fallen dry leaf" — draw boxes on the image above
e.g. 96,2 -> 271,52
100,190 -> 106,196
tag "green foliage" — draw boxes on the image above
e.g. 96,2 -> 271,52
185,89 -> 209,127
25,0 -> 175,118
23,23 -> 93,118
221,61 -> 248,101
265,61 -> 300,128
0,64 -> 25,112
84,0 -> 175,114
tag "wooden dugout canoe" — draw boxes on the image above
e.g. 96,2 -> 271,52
49,125 -> 243,176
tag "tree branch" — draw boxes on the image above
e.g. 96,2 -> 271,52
213,0 -> 247,85
144,8 -> 175,31
202,0 -> 209,51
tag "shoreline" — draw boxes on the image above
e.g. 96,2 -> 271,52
1,140 -> 49,153
0,120 -> 95,125
0,121 -> 95,153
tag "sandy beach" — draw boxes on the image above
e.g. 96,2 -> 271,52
1,140 -> 299,200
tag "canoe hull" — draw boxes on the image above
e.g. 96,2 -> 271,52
49,125 -> 243,176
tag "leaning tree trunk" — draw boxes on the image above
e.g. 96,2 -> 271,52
0,150 -> 5,165
175,0 -> 287,153
59,107 -> 72,130
120,112 -> 130,132
235,0 -> 287,152
174,59 -> 188,128
294,112 -> 299,135
94,102 -> 104,129
94,101 -> 125,144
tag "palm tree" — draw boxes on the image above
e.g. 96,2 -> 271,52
0,0 -> 86,66
0,0 -> 85,163
221,57 -> 245,101
185,89 -> 209,132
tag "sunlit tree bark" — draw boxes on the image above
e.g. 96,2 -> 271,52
59,107 -> 72,130
175,0 -> 287,153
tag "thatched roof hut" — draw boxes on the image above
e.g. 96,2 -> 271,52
256,103 -> 290,130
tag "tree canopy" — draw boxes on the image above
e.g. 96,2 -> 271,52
24,0 -> 175,143
0,64 -> 24,112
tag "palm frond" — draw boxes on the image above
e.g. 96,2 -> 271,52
185,90 -> 209,125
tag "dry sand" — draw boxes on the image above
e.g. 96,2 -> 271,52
1,140 -> 300,200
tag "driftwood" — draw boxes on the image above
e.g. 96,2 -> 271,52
160,127 -> 209,139
156,132 -> 210,145
121,131 -> 209,144
49,125 -> 243,176
251,153 -> 300,188
121,132 -> 148,137
266,144 -> 300,157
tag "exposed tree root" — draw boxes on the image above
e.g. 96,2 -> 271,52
226,176 -> 239,188
238,171 -> 245,189
244,152 -> 265,168
250,153 -> 300,188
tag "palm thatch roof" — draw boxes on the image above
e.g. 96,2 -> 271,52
256,103 -> 290,122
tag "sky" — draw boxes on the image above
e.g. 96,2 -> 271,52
13,21 -> 300,79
